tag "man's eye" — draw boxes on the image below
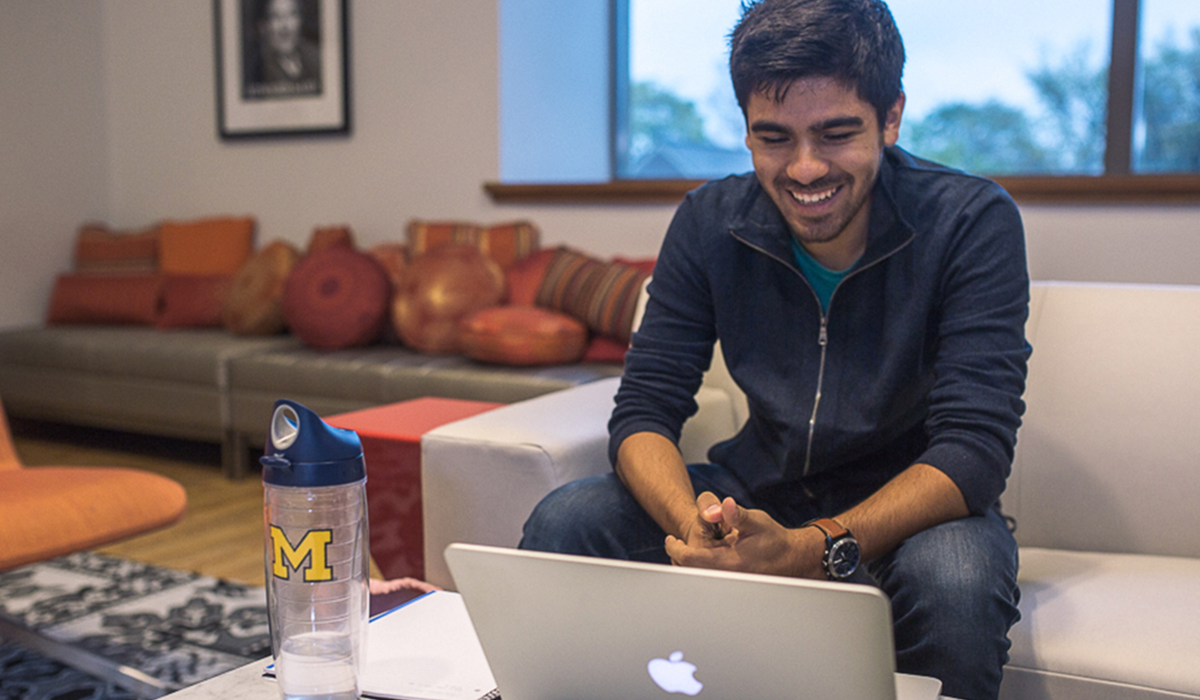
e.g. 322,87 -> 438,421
824,132 -> 856,142
758,134 -> 788,144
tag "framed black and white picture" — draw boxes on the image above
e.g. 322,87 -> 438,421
214,0 -> 350,139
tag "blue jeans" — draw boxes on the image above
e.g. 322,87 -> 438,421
519,464 -> 1021,700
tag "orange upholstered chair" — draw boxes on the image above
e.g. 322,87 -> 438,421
0,396 -> 188,571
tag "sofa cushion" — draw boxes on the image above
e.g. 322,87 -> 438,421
1003,547 -> 1200,699
535,248 -> 650,343
159,216 -> 255,276
459,306 -> 588,366
1011,283 -> 1200,558
156,275 -> 232,329
283,247 -> 391,350
222,240 -> 300,336
407,219 -> 539,269
46,274 -> 163,326
73,223 -> 159,276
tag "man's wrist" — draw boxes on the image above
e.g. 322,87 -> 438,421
785,525 -> 829,579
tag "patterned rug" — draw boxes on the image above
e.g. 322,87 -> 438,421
0,552 -> 271,700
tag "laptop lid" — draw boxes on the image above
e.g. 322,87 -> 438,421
444,543 -> 904,700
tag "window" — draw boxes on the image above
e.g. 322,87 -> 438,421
616,0 -> 1200,180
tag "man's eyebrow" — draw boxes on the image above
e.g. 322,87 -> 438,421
748,120 -> 790,134
748,116 -> 867,134
812,116 -> 865,132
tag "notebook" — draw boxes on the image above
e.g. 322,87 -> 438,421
444,543 -> 944,700
264,590 -> 498,700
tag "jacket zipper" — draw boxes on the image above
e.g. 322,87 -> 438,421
802,317 -> 829,476
729,228 -> 915,478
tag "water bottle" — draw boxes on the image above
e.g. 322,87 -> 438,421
263,399 -> 370,700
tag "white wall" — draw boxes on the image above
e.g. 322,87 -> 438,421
0,0 -> 109,329
0,0 -> 1197,330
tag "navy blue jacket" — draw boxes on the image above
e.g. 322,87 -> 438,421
609,147 -> 1030,516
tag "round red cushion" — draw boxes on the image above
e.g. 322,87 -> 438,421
459,306 -> 588,366
282,247 -> 391,350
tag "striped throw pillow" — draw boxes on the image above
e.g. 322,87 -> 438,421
407,220 -> 539,269
535,248 -> 650,343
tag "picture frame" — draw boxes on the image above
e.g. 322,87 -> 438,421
214,0 -> 350,139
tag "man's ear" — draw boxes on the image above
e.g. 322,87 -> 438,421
883,92 -> 905,147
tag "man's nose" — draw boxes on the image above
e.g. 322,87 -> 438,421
786,143 -> 830,185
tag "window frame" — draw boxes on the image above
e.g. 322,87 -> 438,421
487,0 -> 1200,204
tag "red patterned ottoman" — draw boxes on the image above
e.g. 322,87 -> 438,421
326,398 -> 501,580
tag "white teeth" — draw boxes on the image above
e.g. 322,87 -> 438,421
791,187 -> 837,205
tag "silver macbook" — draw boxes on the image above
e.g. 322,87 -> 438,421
444,543 -> 943,700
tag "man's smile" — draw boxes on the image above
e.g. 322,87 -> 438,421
788,185 -> 842,206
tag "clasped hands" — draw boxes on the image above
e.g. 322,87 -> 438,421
663,491 -> 827,580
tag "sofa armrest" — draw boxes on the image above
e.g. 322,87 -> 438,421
421,376 -> 740,590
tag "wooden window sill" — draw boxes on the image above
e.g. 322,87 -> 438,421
485,174 -> 1200,205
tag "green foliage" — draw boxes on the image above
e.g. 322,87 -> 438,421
629,81 -> 709,161
906,100 -> 1053,174
625,27 -> 1200,177
1138,27 -> 1200,172
903,31 -> 1200,175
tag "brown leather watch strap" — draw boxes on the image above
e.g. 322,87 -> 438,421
808,518 -> 850,540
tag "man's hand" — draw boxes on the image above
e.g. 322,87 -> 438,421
665,494 -> 828,579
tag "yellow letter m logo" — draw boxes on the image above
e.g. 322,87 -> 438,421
270,526 -> 334,582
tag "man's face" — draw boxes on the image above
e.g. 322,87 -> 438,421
745,77 -> 903,268
265,0 -> 302,54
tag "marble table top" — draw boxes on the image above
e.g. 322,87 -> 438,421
163,660 -> 960,700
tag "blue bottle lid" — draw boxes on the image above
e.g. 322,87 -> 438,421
260,399 -> 366,487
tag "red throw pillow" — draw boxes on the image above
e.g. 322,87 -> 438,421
156,275 -> 233,329
307,225 -> 355,255
392,245 -> 506,354
283,247 -> 391,350
367,243 -> 408,288
46,274 -> 163,325
535,248 -> 651,343
459,306 -> 588,366
504,248 -> 558,306
222,240 -> 300,335
581,335 -> 632,363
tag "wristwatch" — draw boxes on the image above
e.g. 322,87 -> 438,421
808,518 -> 861,580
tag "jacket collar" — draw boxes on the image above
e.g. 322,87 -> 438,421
729,147 -> 917,269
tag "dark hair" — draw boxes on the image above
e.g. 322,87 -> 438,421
729,0 -> 905,126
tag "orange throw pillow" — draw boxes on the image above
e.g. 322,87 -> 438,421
392,245 -> 506,354
221,240 -> 300,335
46,274 -> 163,325
73,223 -> 159,275
460,306 -> 588,366
159,216 -> 255,276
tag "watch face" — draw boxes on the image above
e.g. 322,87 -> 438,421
827,537 -> 861,579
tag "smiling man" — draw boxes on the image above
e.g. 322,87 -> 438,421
519,2 -> 1030,698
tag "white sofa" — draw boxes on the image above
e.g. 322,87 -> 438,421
420,281 -> 1200,700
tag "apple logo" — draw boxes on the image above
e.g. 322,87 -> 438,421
647,650 -> 703,696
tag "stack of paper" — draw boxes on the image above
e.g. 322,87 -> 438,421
267,591 -> 498,700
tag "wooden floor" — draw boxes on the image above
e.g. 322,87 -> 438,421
11,420 -> 381,587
